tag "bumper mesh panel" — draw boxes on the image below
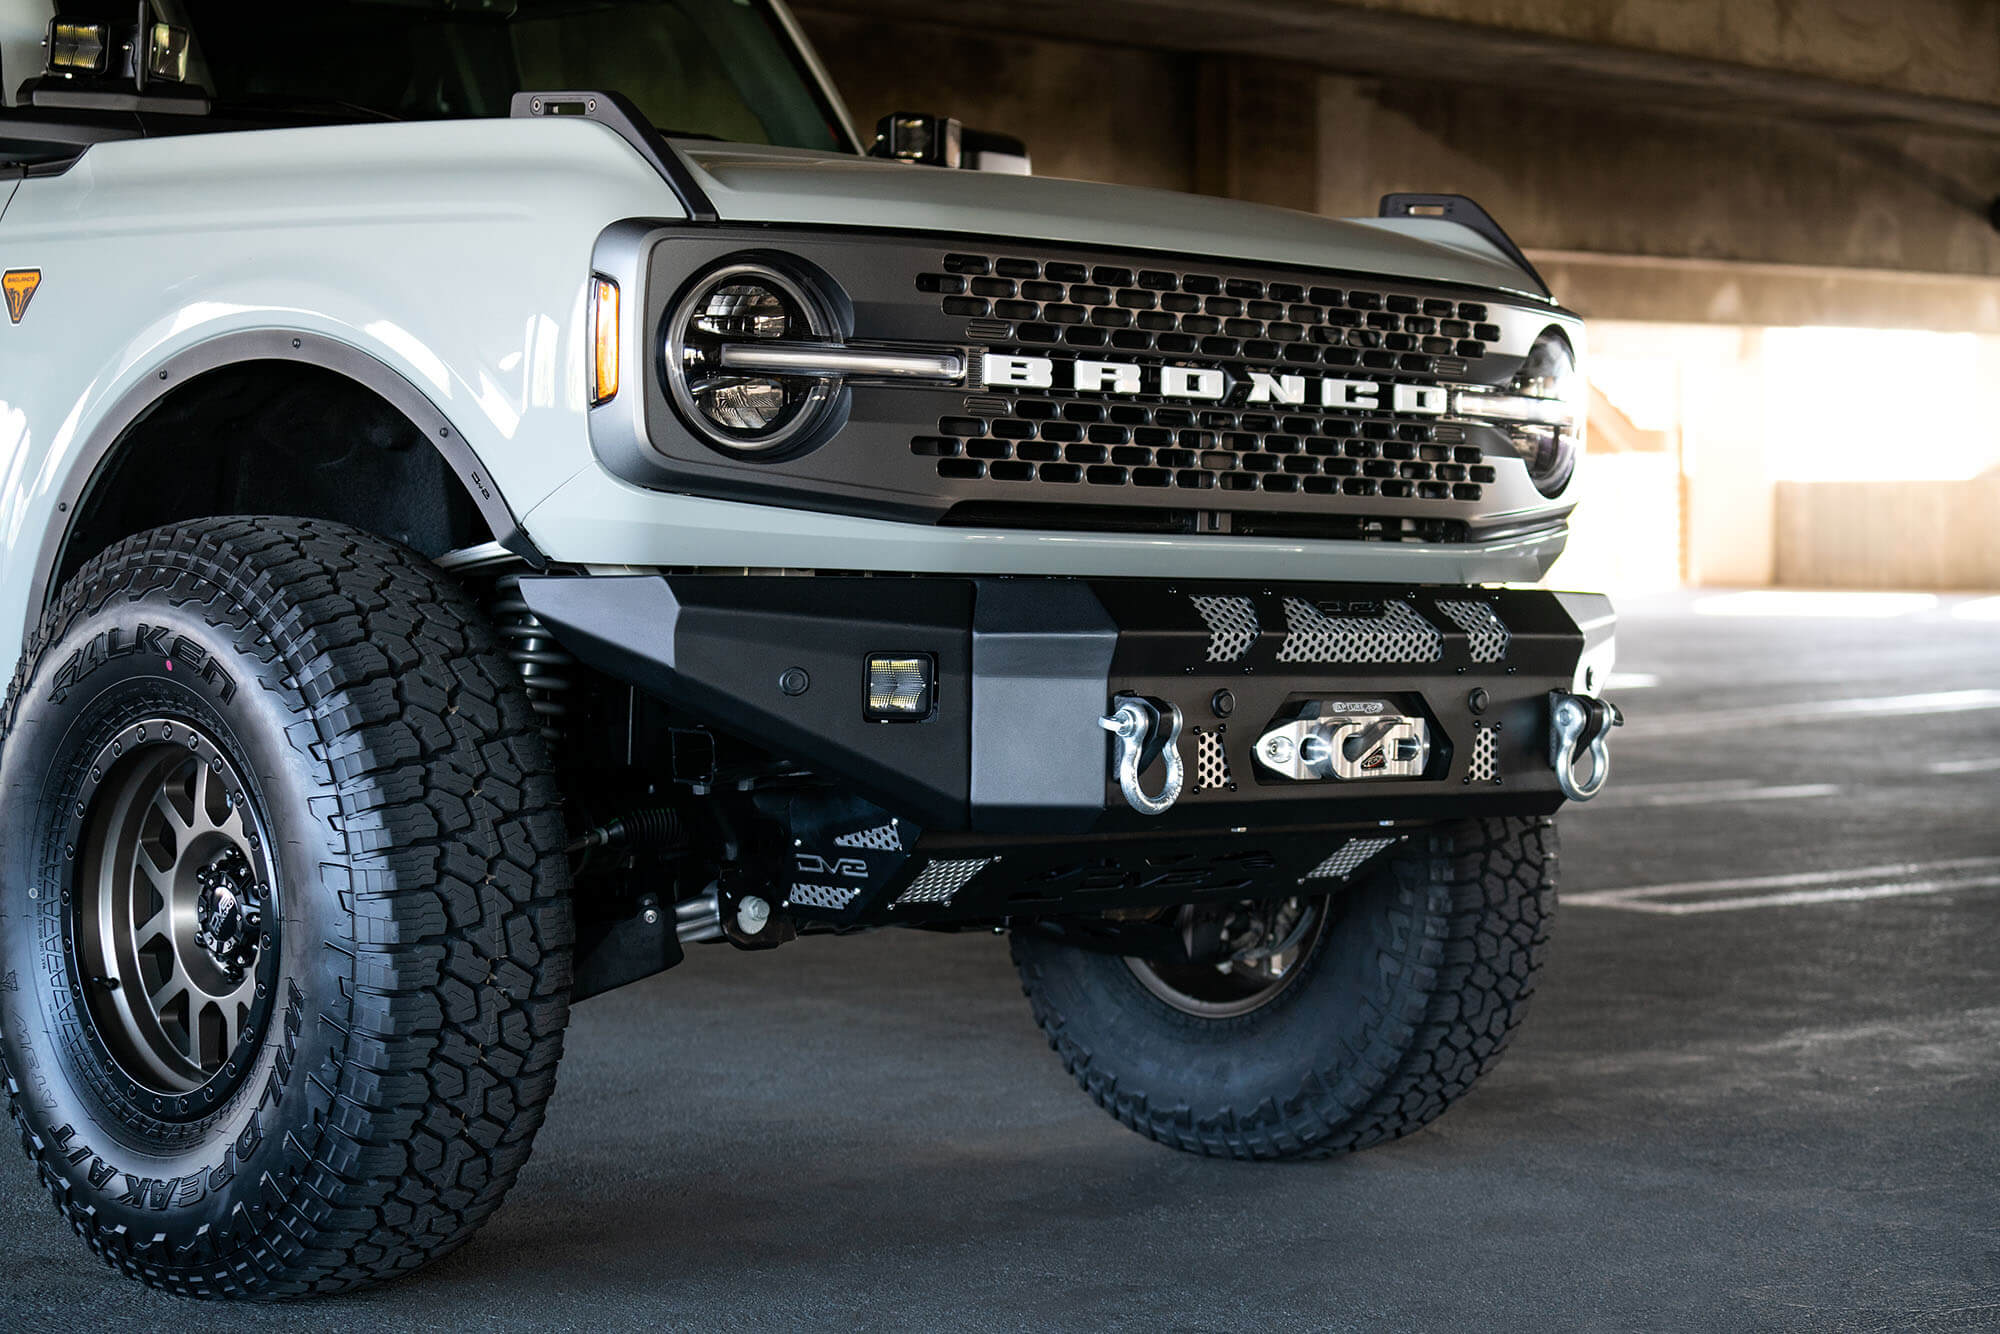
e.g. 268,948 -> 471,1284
1276,597 -> 1443,665
1193,728 -> 1233,792
1191,594 -> 1259,662
1436,599 -> 1511,663
1468,725 -> 1499,783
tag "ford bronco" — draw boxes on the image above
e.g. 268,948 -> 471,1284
0,0 -> 1618,1298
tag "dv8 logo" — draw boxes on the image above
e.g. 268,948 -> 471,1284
796,853 -> 870,880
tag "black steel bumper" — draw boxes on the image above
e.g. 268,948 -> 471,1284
521,573 -> 1613,925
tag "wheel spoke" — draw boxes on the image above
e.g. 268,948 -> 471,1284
134,904 -> 171,944
152,787 -> 192,837
195,761 -> 238,836
131,858 -> 172,932
149,971 -> 188,1009
189,761 -> 212,831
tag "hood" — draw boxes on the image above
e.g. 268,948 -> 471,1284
674,142 -> 1549,301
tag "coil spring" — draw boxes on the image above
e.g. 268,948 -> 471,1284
491,573 -> 574,747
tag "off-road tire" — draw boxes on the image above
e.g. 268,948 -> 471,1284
0,517 -> 573,1297
1012,817 -> 1555,1159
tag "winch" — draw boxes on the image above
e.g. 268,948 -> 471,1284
1252,698 -> 1433,782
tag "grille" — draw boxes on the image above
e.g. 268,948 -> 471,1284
1276,597 -> 1443,665
894,857 -> 993,907
1193,728 -> 1233,792
790,882 -> 858,911
835,823 -> 904,852
1468,726 -> 1498,783
1435,600 -> 1511,663
1191,594 -> 1259,662
1304,837 -> 1400,881
913,252 -> 1501,503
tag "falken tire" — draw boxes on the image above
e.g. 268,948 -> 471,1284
1012,818 -> 1555,1159
0,518 -> 573,1297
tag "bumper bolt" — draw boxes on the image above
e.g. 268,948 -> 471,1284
736,896 -> 772,935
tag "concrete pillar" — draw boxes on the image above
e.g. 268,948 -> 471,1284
1681,328 -> 1777,587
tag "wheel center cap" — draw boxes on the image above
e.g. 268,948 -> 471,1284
194,849 -> 261,976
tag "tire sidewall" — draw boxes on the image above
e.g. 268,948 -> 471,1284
0,568 -> 355,1262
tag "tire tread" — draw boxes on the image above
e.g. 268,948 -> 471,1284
1013,817 -> 1555,1161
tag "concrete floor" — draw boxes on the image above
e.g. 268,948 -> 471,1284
6,589 -> 1998,1331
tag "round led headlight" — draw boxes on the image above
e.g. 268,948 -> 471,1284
1502,329 -> 1585,497
664,261 -> 841,458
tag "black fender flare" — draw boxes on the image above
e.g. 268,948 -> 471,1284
26,328 -> 543,627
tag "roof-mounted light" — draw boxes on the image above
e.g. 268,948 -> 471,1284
47,21 -> 109,74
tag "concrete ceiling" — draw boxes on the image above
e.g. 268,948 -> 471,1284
793,0 -> 2000,138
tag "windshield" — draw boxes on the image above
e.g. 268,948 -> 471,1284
170,0 -> 850,150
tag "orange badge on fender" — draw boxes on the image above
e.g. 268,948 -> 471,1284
4,270 -> 41,324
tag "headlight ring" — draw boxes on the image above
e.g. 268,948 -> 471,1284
1450,327 -> 1585,498
1506,329 -> 1583,497
663,259 -> 845,460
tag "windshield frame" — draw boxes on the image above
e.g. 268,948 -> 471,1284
760,0 -> 861,155
32,0 -> 864,155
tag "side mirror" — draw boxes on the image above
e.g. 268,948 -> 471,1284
869,112 -> 1030,176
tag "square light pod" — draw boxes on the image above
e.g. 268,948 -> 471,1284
146,23 -> 193,83
48,21 -> 109,73
865,654 -> 936,723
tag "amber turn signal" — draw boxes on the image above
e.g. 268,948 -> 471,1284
590,276 -> 620,405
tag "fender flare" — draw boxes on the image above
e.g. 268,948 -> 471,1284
27,328 -> 543,622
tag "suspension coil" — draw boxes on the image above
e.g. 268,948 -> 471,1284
490,573 -> 575,748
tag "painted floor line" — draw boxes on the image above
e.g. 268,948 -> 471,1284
1595,779 -> 1763,798
1621,689 -> 2000,738
1569,876 -> 2000,915
1568,856 -> 2000,915
1929,757 -> 2000,775
1591,782 -> 1839,809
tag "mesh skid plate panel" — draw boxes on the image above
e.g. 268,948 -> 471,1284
893,857 -> 994,906
1304,836 -> 1401,881
790,883 -> 859,910
834,823 -> 904,852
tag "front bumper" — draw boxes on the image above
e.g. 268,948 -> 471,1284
522,574 -> 1614,923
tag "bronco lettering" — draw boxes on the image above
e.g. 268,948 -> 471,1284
979,355 -> 1450,413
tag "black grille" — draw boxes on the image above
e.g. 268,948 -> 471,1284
913,251 -> 1502,503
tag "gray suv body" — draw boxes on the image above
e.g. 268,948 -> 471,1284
0,0 -> 1617,1299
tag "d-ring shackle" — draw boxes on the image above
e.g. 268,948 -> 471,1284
1101,695 -> 1185,816
1548,691 -> 1622,802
